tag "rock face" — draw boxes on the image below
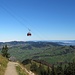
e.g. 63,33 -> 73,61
9,56 -> 17,62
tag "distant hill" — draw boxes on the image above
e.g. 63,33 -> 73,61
0,40 -> 75,65
52,40 -> 75,46
0,40 -> 75,48
2,41 -> 74,64
0,41 -> 61,49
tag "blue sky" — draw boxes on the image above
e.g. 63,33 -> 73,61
0,0 -> 75,42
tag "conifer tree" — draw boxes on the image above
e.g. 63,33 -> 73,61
1,45 -> 9,58
51,64 -> 56,75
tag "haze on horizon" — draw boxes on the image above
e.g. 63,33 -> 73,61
0,0 -> 75,42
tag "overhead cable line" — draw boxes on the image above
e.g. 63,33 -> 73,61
0,2 -> 45,40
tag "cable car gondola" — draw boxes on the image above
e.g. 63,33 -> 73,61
27,32 -> 31,36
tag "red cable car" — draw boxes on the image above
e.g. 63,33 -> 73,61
27,29 -> 32,36
27,32 -> 31,36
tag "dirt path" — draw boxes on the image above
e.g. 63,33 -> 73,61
4,62 -> 18,75
5,61 -> 35,75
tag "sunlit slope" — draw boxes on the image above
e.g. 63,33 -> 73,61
8,42 -> 75,64
0,55 -> 8,75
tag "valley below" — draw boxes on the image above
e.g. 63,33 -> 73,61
0,41 -> 75,64
0,41 -> 75,75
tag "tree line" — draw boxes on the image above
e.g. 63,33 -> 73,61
30,61 -> 75,75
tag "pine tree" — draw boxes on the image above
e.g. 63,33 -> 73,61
51,64 -> 56,75
47,66 -> 51,75
1,45 -> 9,58
56,64 -> 64,75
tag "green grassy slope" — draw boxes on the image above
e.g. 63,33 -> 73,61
8,44 -> 75,64
0,55 -> 8,75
